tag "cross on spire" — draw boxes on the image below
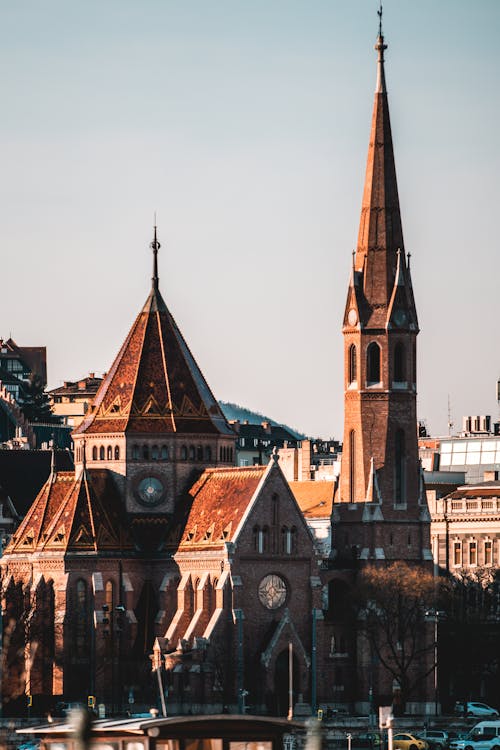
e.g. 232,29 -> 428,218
150,223 -> 161,291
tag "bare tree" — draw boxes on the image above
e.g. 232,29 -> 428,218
353,563 -> 439,708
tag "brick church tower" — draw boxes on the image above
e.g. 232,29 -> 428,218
333,24 -> 431,564
324,21 -> 434,715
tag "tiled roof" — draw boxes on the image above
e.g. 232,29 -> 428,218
48,376 -> 103,397
74,272 -> 233,438
178,466 -> 267,549
447,481 -> 500,500
288,481 -> 334,519
4,468 -> 133,554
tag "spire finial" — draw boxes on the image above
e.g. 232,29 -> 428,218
374,3 -> 387,94
150,217 -> 161,291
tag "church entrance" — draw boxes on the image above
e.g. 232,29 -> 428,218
273,647 -> 299,717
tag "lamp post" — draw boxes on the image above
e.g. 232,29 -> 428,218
425,609 -> 445,716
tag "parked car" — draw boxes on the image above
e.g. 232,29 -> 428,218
352,732 -> 383,748
455,703 -> 499,718
417,731 -> 450,750
393,733 -> 430,750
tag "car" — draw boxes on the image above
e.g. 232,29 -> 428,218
455,703 -> 499,718
393,733 -> 430,750
417,731 -> 449,750
352,732 -> 383,748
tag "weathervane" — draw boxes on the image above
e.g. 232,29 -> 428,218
377,2 -> 383,37
150,214 -> 161,289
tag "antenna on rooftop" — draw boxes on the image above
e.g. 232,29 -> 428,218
447,394 -> 454,436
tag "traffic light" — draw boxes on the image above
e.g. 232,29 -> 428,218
317,708 -> 323,721
88,695 -> 96,709
27,694 -> 32,707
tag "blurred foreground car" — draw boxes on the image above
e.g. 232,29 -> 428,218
417,731 -> 449,750
393,733 -> 430,750
455,703 -> 499,718
352,732 -> 383,748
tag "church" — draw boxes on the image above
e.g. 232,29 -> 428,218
0,22 -> 433,717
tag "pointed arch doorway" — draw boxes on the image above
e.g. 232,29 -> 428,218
274,647 -> 299,717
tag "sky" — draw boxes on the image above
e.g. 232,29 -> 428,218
1,0 -> 500,439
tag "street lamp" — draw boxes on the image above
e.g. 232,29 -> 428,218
425,609 -> 445,716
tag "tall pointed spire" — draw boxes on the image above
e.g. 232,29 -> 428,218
353,14 -> 405,327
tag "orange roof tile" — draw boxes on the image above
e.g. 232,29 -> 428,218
74,234 -> 233,439
178,466 -> 267,549
4,469 -> 133,554
288,481 -> 334,519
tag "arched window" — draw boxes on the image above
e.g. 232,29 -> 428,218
107,445 -> 112,460
151,445 -> 159,461
253,525 -> 260,552
394,343 -> 405,382
205,446 -> 212,462
197,445 -> 203,461
348,344 -> 357,384
161,445 -> 168,460
281,526 -> 297,554
349,430 -> 356,504
367,342 -> 381,384
99,446 -> 105,460
181,445 -> 187,461
114,446 -> 120,460
189,445 -> 195,460
142,445 -> 149,460
132,445 -> 139,460
395,429 -> 406,504
92,446 -> 97,461
262,526 -> 269,553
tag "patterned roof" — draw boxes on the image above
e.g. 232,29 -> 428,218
74,236 -> 233,438
4,468 -> 133,554
347,32 -> 417,331
288,481 -> 334,519
178,466 -> 268,549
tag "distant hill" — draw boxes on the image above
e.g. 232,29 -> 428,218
219,401 -> 306,440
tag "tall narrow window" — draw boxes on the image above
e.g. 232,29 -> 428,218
453,541 -> 462,567
395,429 -> 406,504
394,343 -> 405,381
114,446 -> 120,460
107,445 -> 112,460
349,430 -> 356,504
469,540 -> 477,566
99,446 -> 105,460
348,344 -> 357,384
485,540 -> 493,566
367,342 -> 381,384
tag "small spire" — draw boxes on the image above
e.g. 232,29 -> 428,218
150,222 -> 161,291
375,3 -> 387,94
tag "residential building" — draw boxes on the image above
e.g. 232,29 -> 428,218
48,373 -> 103,427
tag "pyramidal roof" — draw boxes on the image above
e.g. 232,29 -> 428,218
4,468 -> 133,554
74,228 -> 233,437
353,23 -> 412,327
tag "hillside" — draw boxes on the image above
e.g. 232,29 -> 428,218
219,401 -> 306,440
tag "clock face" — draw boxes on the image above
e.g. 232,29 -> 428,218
136,476 -> 165,507
347,308 -> 358,327
258,574 -> 287,610
393,309 -> 408,327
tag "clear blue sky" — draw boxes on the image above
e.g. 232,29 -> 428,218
1,0 -> 499,438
